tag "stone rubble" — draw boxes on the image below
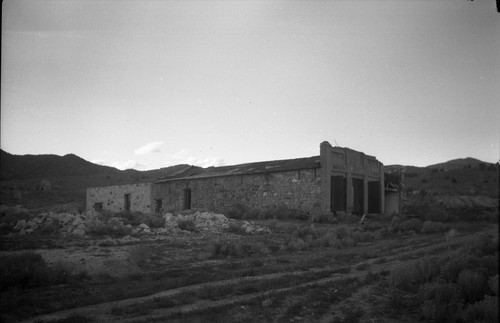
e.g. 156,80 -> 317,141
6,210 -> 270,237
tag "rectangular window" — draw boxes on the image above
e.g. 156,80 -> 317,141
93,202 -> 103,211
183,189 -> 191,210
154,199 -> 163,213
124,194 -> 131,212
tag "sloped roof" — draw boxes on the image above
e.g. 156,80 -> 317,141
155,156 -> 321,183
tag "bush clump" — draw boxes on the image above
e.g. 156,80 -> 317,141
462,295 -> 499,323
421,220 -> 449,233
398,218 -> 423,233
178,219 -> 197,232
85,218 -> 133,237
458,269 -> 488,303
0,252 -> 49,290
418,281 -> 463,322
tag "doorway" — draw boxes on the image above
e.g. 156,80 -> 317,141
352,178 -> 364,215
330,176 -> 346,212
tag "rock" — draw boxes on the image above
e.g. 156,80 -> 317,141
72,228 -> 85,236
138,223 -> 150,230
14,220 -> 26,231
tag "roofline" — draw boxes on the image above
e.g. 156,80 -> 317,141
154,164 -> 321,184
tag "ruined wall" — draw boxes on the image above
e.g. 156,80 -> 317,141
86,183 -> 153,213
320,141 -> 385,214
152,168 -> 322,214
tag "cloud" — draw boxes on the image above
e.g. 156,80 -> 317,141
134,141 -> 164,155
172,148 -> 189,159
183,157 -> 225,168
111,160 -> 147,170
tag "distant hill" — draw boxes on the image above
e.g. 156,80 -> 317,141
426,157 -> 490,171
0,150 -> 193,209
385,158 -> 498,199
0,150 -> 497,209
0,149 -> 123,180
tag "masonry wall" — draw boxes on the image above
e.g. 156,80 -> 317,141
152,168 -> 322,214
86,183 -> 153,213
320,141 -> 384,214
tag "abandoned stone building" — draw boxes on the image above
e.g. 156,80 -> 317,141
86,141 -> 400,217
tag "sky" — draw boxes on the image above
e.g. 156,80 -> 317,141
1,0 -> 499,170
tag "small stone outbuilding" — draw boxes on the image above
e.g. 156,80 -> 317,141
86,141 -> 400,217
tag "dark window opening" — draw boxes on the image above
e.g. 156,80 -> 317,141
124,194 -> 131,212
183,189 -> 192,210
368,181 -> 381,213
93,202 -> 103,211
155,199 -> 163,213
331,176 -> 346,212
352,178 -> 364,215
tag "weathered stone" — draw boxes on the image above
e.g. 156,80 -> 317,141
14,220 -> 26,231
138,223 -> 150,230
72,228 -> 86,236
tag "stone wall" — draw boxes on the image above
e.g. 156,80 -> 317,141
86,183 -> 153,213
152,168 -> 322,214
320,141 -> 385,214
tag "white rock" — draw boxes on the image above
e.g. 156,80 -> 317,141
14,220 -> 26,231
138,223 -> 150,230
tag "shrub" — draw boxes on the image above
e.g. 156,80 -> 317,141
260,204 -> 309,221
440,256 -> 468,283
332,225 -> 350,239
418,281 -> 463,323
467,233 -> 497,257
225,203 -> 255,220
424,207 -> 454,223
337,213 -> 359,224
413,256 -> 442,284
178,219 -> 197,232
388,266 -> 415,292
461,295 -> 498,322
351,230 -> 376,243
388,257 -> 442,293
398,218 -> 423,233
311,212 -> 333,223
0,252 -> 49,290
128,245 -> 155,267
458,269 -> 488,303
489,274 -> 499,296
421,221 -> 449,233
85,219 -> 133,237
479,254 -> 499,277
226,221 -> 246,234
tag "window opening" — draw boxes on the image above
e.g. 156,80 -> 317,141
183,189 -> 191,210
124,194 -> 131,212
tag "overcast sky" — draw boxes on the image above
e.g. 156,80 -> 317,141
1,0 -> 499,170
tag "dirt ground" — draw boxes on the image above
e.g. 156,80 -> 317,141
1,218 -> 498,323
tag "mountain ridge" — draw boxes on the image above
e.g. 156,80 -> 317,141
1,149 -> 496,180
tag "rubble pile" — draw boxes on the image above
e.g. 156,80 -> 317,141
13,212 -> 86,236
240,221 -> 272,234
164,211 -> 230,232
5,209 -> 270,237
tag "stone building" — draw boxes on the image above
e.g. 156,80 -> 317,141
86,141 -> 399,216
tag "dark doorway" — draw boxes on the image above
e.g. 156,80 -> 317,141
331,176 -> 346,212
124,194 -> 131,212
368,181 -> 380,213
352,178 -> 364,215
183,189 -> 191,210
154,199 -> 163,213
